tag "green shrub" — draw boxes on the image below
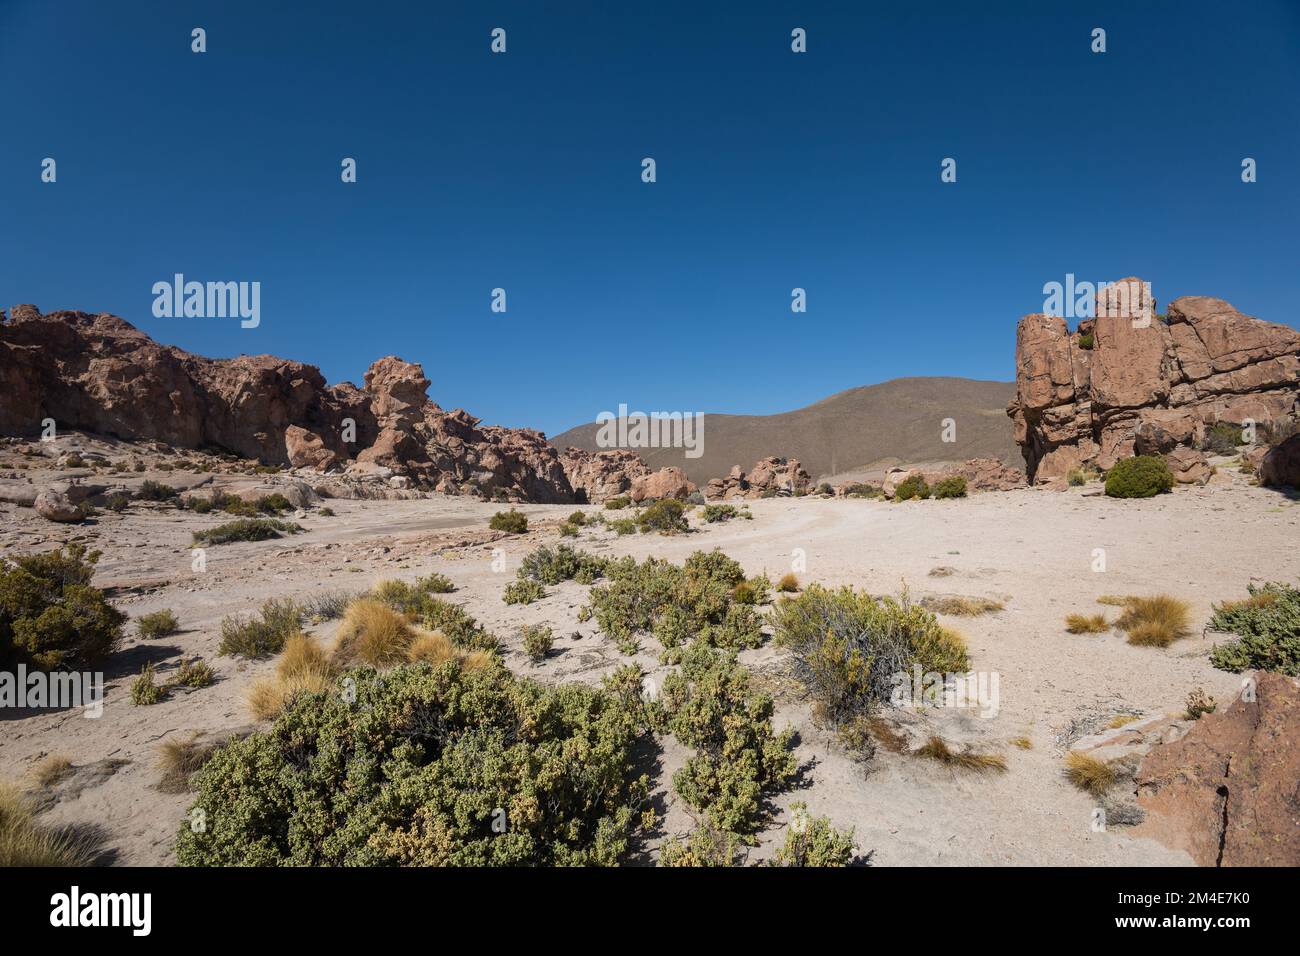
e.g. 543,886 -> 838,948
173,658 -> 215,689
370,574 -> 456,615
1077,332 -> 1095,350
218,598 -> 304,658
193,518 -> 302,545
567,511 -> 587,527
518,544 -> 608,586
255,493 -> 294,514
1209,583 -> 1300,676
503,579 -> 546,605
702,504 -> 739,523
637,498 -> 687,535
137,609 -> 179,640
129,664 -> 165,706
842,483 -> 882,499
558,522 -> 578,537
489,509 -> 528,534
604,496 -> 631,510
663,642 -> 796,835
521,625 -> 554,662
0,544 -> 125,670
139,480 -> 179,502
106,493 -> 130,513
893,475 -> 930,501
659,824 -> 745,867
1066,467 -> 1097,487
1200,421 -> 1244,455
932,476 -> 967,499
771,585 -> 969,751
1104,456 -> 1173,498
771,803 -> 856,866
417,599 -> 499,653
816,483 -> 835,497
174,662 -> 651,866
609,518 -> 636,535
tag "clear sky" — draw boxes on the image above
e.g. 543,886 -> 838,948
3,0 -> 1298,437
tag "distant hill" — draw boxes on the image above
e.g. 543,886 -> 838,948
552,377 -> 1021,485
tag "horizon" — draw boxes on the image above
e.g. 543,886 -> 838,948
4,0 -> 1299,436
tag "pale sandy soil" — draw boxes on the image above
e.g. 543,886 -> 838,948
2,466 -> 1296,866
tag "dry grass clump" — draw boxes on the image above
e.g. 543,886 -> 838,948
1009,736 -> 1033,750
1214,590 -> 1279,616
1115,595 -> 1192,647
248,632 -> 336,721
332,599 -> 416,667
1063,751 -> 1116,796
403,629 -> 494,672
920,595 -> 1004,616
0,783 -> 98,866
30,755 -> 73,788
912,736 -> 1007,773
157,734 -> 222,794
1065,613 -> 1109,634
775,573 -> 800,593
1096,594 -> 1131,607
1107,714 -> 1141,729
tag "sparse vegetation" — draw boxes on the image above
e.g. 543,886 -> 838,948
0,783 -> 99,866
842,483 -> 882,499
1185,687 -> 1217,720
129,663 -> 165,706
1077,332 -> 1095,350
0,543 -> 126,670
920,594 -> 1003,616
173,657 -> 215,689
1066,466 -> 1099,486
1104,455 -> 1173,499
604,496 -> 632,510
417,599 -> 499,653
31,755 -> 73,788
518,544 -> 607,586
893,475 -> 930,501
932,476 -> 967,499
489,509 -> 529,533
136,609 -> 179,640
913,736 -> 1006,773
176,661 -> 652,866
218,597 -> 304,658
138,479 -> 179,501
771,803 -> 856,866
1065,613 -> 1109,634
702,504 -> 740,523
157,734 -> 222,794
1063,751 -> 1116,796
1010,736 -> 1033,750
248,632 -> 337,720
637,498 -> 688,535
1209,583 -> 1300,675
503,578 -> 546,605
1200,421 -> 1245,455
609,518 -> 636,535
193,517 -> 302,545
659,824 -> 745,867
1115,595 -> 1192,647
521,624 -> 555,662
332,600 -> 416,668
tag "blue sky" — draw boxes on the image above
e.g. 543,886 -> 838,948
2,0 -> 1298,436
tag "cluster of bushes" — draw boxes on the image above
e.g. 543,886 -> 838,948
842,483 -> 882,499
1210,583 -> 1299,675
893,475 -> 930,501
604,496 -> 632,510
518,544 -> 607,586
661,642 -> 797,836
138,480 -> 179,502
771,585 -> 968,755
192,517 -> 302,545
129,657 -> 214,705
1104,456 -> 1173,498
0,544 -> 126,670
558,510 -> 588,536
1067,466 -> 1100,486
186,490 -> 294,517
489,509 -> 529,534
176,661 -> 653,866
1200,421 -> 1246,456
581,550 -> 768,657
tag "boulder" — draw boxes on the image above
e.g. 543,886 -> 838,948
1163,446 -> 1211,484
284,425 -> 339,471
1259,434 -> 1300,489
34,490 -> 81,522
1135,673 -> 1300,866
629,466 -> 696,503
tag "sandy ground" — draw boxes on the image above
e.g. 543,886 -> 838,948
2,466 -> 1296,866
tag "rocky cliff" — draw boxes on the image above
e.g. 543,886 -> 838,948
1007,280 -> 1300,483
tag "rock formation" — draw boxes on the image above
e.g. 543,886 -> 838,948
1135,672 -> 1300,866
1260,433 -> 1300,489
0,306 -> 585,502
705,457 -> 811,499
1008,280 -> 1300,483
628,466 -> 696,503
558,448 -> 651,503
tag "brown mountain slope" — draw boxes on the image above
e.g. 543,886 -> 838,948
553,377 -> 1021,485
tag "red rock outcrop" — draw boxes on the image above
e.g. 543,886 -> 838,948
705,457 -> 811,499
559,448 -> 651,503
1260,434 -> 1300,489
0,306 -> 579,502
1008,280 -> 1300,483
919,457 -> 1025,493
1135,672 -> 1300,866
628,466 -> 696,503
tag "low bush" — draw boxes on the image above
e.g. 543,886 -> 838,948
518,545 -> 607,586
157,734 -> 223,794
932,476 -> 967,499
218,597 -> 304,658
771,585 -> 968,751
567,511 -> 587,527
503,579 -> 546,605
893,475 -> 930,501
248,632 -> 337,720
521,625 -> 555,662
663,642 -> 797,835
776,573 -> 800,593
370,574 -> 456,616
31,755 -> 73,788
659,824 -> 745,867
842,483 -> 882,499
604,496 -> 632,510
417,599 -> 499,653
176,662 -> 652,866
173,658 -> 214,689
919,594 -> 1003,616
702,504 -> 739,523
106,492 -> 130,512
136,609 -> 179,640
193,518 -> 302,546
489,509 -> 529,534
138,480 -> 179,502
1209,583 -> 1300,675
637,498 -> 688,535
1200,421 -> 1245,455
129,663 -> 165,706
608,518 -> 636,535
1077,332 -> 1095,350
0,544 -> 125,670
1066,466 -> 1099,487
771,803 -> 856,866
1185,687 -> 1217,720
1104,456 -> 1173,498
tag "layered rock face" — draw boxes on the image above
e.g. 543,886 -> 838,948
1135,672 -> 1300,866
1007,280 -> 1300,482
705,457 -> 811,499
0,306 -> 579,502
